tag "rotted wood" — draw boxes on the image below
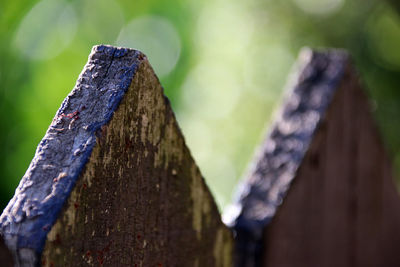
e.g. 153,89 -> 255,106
0,45 -> 233,267
224,49 -> 400,266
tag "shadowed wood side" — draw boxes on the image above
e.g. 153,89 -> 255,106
0,236 -> 13,266
262,61 -> 400,267
224,49 -> 350,266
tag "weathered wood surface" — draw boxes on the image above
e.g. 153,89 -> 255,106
263,56 -> 400,267
224,49 -> 349,266
0,45 -> 233,267
224,49 -> 400,266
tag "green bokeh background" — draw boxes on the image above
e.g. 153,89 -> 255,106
1,0 -> 400,211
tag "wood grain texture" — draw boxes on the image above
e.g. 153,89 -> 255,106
262,58 -> 400,267
225,49 -> 400,266
224,49 -> 349,266
0,45 -> 232,266
42,50 -> 232,267
0,45 -> 142,266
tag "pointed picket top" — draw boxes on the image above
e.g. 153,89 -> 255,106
224,48 -> 349,232
225,48 -> 400,266
223,48 -> 350,264
0,45 -> 232,266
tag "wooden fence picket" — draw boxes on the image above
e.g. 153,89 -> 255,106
0,45 -> 233,267
1,46 -> 399,267
224,49 -> 400,267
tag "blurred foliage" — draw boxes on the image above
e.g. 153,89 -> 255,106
0,0 -> 399,211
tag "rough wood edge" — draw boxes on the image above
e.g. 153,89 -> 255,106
223,48 -> 350,266
39,48 -> 233,266
0,45 -> 143,265
0,44 -> 233,266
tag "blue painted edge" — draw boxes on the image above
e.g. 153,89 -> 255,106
0,45 -> 143,258
223,49 -> 350,265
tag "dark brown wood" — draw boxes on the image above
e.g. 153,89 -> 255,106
225,49 -> 400,266
224,49 -> 351,266
0,45 -> 232,266
262,58 -> 400,267
41,56 -> 233,266
0,235 -> 13,267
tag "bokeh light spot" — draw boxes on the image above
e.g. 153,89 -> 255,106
14,0 -> 77,60
75,0 -> 125,44
367,5 -> 400,70
292,0 -> 345,16
117,15 -> 181,77
181,61 -> 242,119
195,3 -> 254,59
243,44 -> 294,97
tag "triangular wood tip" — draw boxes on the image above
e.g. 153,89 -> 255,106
0,45 -> 233,266
225,48 -> 400,266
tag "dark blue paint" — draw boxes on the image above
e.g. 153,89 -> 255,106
226,50 -> 349,266
0,45 -> 143,258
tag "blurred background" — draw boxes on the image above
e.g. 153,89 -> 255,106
1,0 -> 399,211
